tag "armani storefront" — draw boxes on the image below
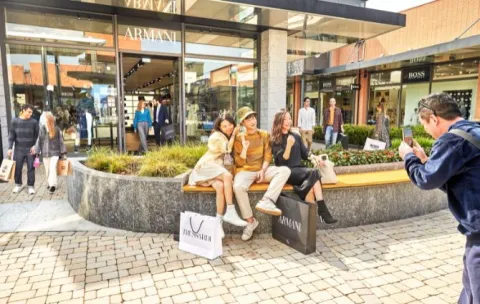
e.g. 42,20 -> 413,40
0,0 -> 405,153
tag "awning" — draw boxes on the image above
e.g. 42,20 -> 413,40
314,34 -> 480,75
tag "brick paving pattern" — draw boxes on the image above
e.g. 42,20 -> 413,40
0,167 -> 465,303
0,210 -> 464,304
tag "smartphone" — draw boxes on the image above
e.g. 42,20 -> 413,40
402,127 -> 413,147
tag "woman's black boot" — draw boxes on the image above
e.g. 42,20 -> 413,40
316,200 -> 338,224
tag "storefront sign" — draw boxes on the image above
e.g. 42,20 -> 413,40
320,80 -> 333,91
402,67 -> 431,83
71,0 -> 176,13
406,56 -> 434,65
125,27 -> 176,43
287,60 -> 304,77
350,83 -> 361,90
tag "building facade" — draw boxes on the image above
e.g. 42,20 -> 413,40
299,0 -> 480,129
0,0 -> 404,155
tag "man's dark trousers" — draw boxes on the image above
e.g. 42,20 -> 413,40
153,122 -> 163,146
459,234 -> 480,304
13,150 -> 35,186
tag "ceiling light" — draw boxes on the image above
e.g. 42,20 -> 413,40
142,58 -> 151,63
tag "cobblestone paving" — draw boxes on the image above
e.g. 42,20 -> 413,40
0,209 -> 464,304
0,167 -> 68,203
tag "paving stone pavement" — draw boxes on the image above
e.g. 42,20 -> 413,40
0,166 -> 465,304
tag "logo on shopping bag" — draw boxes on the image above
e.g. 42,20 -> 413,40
278,215 -> 302,232
182,218 -> 212,242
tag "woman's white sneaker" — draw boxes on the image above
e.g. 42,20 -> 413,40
223,206 -> 248,227
28,187 -> 35,195
12,185 -> 24,194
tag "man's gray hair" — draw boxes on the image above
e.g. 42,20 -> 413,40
418,92 -> 462,121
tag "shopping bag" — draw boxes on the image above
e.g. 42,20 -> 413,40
0,158 -> 16,182
272,194 -> 317,254
33,156 -> 40,169
57,159 -> 73,176
161,124 -> 176,141
363,138 -> 386,151
336,133 -> 349,150
179,211 -> 222,260
310,154 -> 337,184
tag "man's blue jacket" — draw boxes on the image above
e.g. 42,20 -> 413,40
405,120 -> 480,236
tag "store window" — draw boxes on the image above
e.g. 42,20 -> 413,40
401,66 -> 431,126
303,76 -> 319,123
6,44 -> 118,152
185,58 -> 257,142
186,28 -> 256,59
370,70 -> 401,86
368,86 -> 401,126
335,76 -> 356,124
6,8 -> 114,47
432,60 -> 479,120
319,79 -> 334,125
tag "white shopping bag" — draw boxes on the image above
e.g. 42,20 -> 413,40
363,138 -> 386,151
179,211 -> 223,260
311,154 -> 337,184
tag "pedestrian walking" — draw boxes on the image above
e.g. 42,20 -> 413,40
298,97 -> 316,151
133,97 -> 153,154
7,104 -> 39,194
399,92 -> 480,303
35,113 -> 67,194
323,98 -> 344,148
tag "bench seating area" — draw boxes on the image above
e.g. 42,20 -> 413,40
182,169 -> 411,193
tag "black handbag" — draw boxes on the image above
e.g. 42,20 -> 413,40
272,194 -> 317,254
336,133 -> 349,149
161,124 -> 176,141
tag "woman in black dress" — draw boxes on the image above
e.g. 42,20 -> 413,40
271,110 -> 337,224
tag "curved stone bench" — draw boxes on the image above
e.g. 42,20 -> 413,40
67,161 -> 447,234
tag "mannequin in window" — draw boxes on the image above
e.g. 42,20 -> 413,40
187,100 -> 199,137
75,89 -> 96,151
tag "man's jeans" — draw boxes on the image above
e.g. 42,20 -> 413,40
324,126 -> 338,148
14,150 -> 35,186
458,234 -> 480,304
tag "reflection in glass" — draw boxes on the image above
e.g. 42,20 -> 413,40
186,28 -> 256,59
370,71 -> 401,86
402,83 -> 429,126
185,58 -> 257,142
6,44 -> 118,153
368,86 -> 401,126
6,9 -> 113,47
433,59 -> 479,80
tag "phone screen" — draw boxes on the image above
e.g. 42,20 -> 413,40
403,128 -> 413,147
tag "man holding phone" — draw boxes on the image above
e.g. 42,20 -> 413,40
399,93 -> 480,303
233,107 -> 291,241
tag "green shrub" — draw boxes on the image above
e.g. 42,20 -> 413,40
343,124 -> 374,146
153,143 -> 208,168
138,158 -> 188,177
85,148 -> 138,174
391,138 -> 402,149
389,127 -> 403,140
309,149 -> 402,167
391,137 -> 434,150
313,125 -> 324,140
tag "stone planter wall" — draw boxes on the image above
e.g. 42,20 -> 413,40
68,160 -> 447,234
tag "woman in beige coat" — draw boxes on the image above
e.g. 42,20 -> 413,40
189,114 -> 247,237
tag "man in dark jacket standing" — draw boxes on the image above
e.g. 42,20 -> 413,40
399,93 -> 480,304
7,104 -> 39,195
323,98 -> 344,148
153,97 -> 170,146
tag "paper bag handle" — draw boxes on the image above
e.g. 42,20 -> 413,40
189,217 -> 204,234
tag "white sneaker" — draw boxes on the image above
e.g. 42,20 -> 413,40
241,218 -> 259,241
223,206 -> 248,227
12,185 -> 24,194
28,187 -> 35,195
255,200 -> 282,216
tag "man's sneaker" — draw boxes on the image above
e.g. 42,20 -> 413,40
12,185 -> 24,194
28,187 -> 35,195
49,186 -> 56,194
255,200 -> 282,216
223,206 -> 248,227
241,218 -> 259,241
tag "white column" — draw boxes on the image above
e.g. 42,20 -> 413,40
0,48 -> 8,158
260,29 -> 288,131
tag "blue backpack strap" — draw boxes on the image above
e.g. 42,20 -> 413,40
449,129 -> 480,151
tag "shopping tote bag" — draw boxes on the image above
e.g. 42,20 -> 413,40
363,138 -> 386,151
0,158 -> 15,182
57,159 -> 73,176
310,154 -> 337,184
179,211 -> 222,260
272,194 -> 317,254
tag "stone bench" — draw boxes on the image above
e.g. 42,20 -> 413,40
68,161 -> 447,234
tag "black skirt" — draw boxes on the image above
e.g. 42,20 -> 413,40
287,167 -> 321,200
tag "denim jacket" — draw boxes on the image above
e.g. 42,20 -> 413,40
404,120 -> 480,236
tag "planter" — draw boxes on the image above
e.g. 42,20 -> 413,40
68,161 -> 447,234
